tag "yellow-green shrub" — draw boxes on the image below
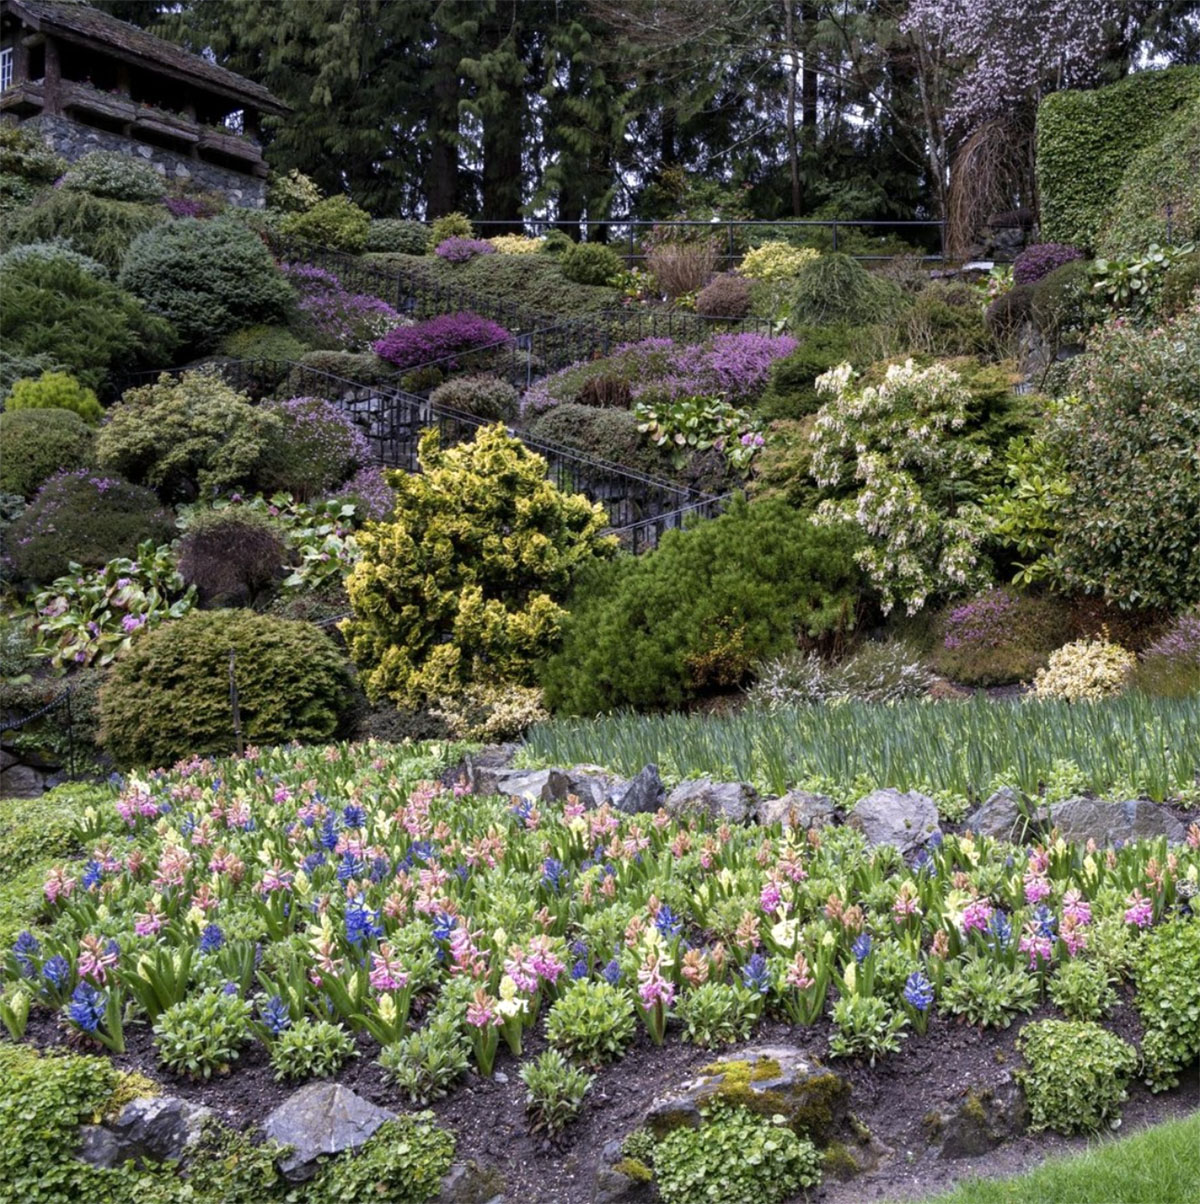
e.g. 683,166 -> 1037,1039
739,242 -> 819,281
1031,638 -> 1135,702
343,424 -> 614,710
6,371 -> 102,424
487,234 -> 545,254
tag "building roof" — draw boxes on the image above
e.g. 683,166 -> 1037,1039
3,0 -> 290,114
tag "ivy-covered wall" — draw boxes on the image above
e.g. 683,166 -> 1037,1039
1036,66 -> 1200,252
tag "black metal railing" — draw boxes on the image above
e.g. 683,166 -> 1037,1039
1,687 -> 78,781
118,358 -> 728,551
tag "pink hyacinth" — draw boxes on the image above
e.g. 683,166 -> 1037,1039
369,944 -> 409,993
637,956 -> 676,1009
1061,890 -> 1092,927
43,865 -> 76,903
961,898 -> 994,933
1123,890 -> 1154,928
527,935 -> 565,985
77,934 -> 119,984
1023,875 -> 1051,905
466,990 -> 501,1028
257,860 -> 295,895
504,947 -> 539,994
759,882 -> 783,913
134,904 -> 164,936
785,952 -> 814,991
1018,924 -> 1053,970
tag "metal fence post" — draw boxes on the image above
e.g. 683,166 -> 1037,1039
229,649 -> 243,757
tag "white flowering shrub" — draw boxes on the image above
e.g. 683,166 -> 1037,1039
809,358 -> 992,615
429,683 -> 548,742
1031,638 -> 1135,702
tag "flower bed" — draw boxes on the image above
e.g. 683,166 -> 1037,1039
4,741 -> 1198,1115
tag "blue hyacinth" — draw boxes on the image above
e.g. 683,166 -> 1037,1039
80,860 -> 103,891
510,798 -> 534,823
198,924 -> 225,954
851,932 -> 872,963
431,911 -> 457,945
262,994 -> 291,1035
337,850 -> 367,882
654,905 -> 682,938
742,952 -> 771,994
542,857 -> 567,892
344,895 -> 383,946
571,959 -> 589,980
319,813 -> 340,851
903,970 -> 934,1011
42,954 -> 70,989
13,931 -> 40,979
987,909 -> 1012,950
342,803 -> 366,829
67,982 -> 106,1033
370,856 -> 392,883
602,958 -> 622,987
302,851 -> 327,873
1033,905 -> 1056,939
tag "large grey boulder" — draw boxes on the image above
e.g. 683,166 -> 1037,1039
465,745 -> 519,796
757,790 -> 837,831
644,1047 -> 850,1144
436,1159 -> 508,1203
964,786 -> 1048,842
78,1096 -> 214,1168
492,767 -> 571,804
611,764 -> 663,814
664,778 -> 757,825
261,1082 -> 396,1182
1049,798 -> 1186,845
928,1076 -> 1028,1159
848,788 -> 940,854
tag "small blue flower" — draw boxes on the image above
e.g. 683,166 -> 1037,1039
67,982 -> 106,1033
262,994 -> 291,1035
851,933 -> 872,963
542,857 -> 566,892
904,970 -> 934,1011
199,924 -> 225,954
570,939 -> 588,959
431,912 -> 457,943
342,803 -> 366,829
1033,905 -> 1056,939
927,830 -> 944,848
81,860 -> 103,891
43,954 -> 70,988
571,959 -> 589,980
302,851 -> 327,873
602,958 -> 621,987
654,905 -> 682,938
510,798 -> 533,823
370,856 -> 393,883
410,840 -> 436,863
742,952 -> 770,994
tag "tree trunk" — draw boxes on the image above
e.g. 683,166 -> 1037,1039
426,30 -> 460,216
481,99 -> 523,222
784,0 -> 801,216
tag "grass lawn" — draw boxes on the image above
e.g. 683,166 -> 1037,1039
914,1112 -> 1200,1204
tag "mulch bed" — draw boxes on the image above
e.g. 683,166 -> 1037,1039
19,985 -> 1200,1203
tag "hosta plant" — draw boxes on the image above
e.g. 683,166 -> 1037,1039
634,395 -> 764,472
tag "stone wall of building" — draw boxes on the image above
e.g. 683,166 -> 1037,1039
26,114 -> 267,208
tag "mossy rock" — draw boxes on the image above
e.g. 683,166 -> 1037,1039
644,1046 -> 851,1145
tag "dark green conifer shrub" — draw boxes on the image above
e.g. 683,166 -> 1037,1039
0,409 -> 95,499
789,253 -> 905,326
542,497 -> 861,713
561,242 -> 623,287
8,190 -> 167,274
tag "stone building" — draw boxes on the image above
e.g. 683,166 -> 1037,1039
0,0 -> 288,206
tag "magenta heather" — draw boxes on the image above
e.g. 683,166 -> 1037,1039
373,311 -> 512,371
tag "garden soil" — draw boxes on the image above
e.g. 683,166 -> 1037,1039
21,988 -> 1199,1203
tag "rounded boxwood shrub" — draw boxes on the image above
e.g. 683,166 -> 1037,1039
5,371 -> 102,424
118,216 -> 294,351
258,395 -> 371,498
695,274 -> 752,319
6,469 -> 173,584
6,190 -> 168,274
1029,258 -> 1097,340
790,253 -> 905,326
366,218 -> 430,254
60,151 -> 166,202
0,252 -> 176,391
177,509 -> 286,608
561,242 -> 623,287
0,408 -> 95,499
98,608 -> 354,768
97,371 -> 282,503
429,374 -> 519,422
428,211 -> 473,248
0,240 -> 110,281
219,323 -> 308,364
542,497 -> 861,713
527,403 -> 676,480
279,195 -> 371,253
